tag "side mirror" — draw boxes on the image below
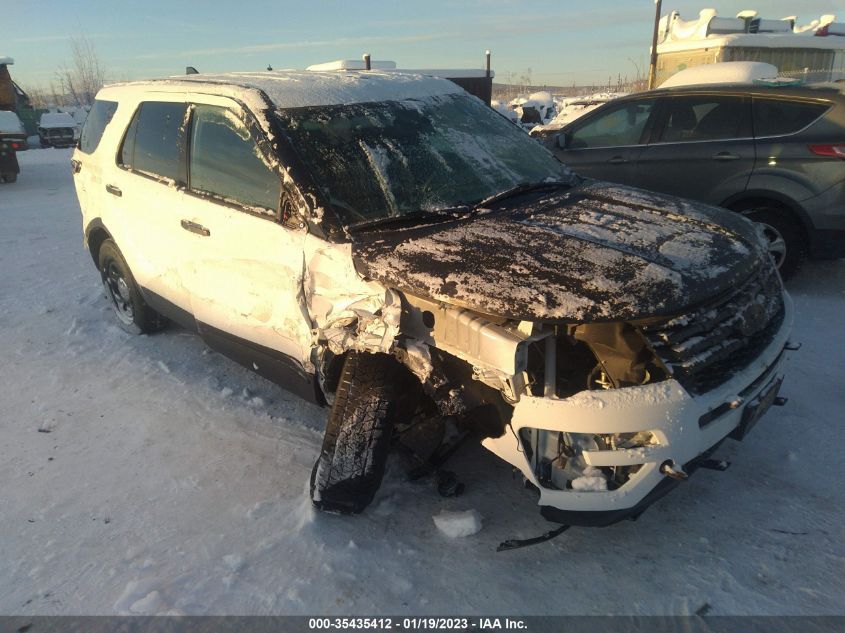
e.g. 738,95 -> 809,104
556,132 -> 570,149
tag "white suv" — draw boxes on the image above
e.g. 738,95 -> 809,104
73,71 -> 792,529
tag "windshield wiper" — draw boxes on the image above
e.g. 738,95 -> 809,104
473,180 -> 574,210
348,208 -> 468,233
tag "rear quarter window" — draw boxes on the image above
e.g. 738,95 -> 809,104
119,101 -> 188,183
753,98 -> 830,137
656,95 -> 752,143
79,100 -> 118,154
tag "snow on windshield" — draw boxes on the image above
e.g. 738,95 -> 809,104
275,92 -> 569,224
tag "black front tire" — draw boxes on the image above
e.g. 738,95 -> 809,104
97,239 -> 167,334
311,351 -> 419,514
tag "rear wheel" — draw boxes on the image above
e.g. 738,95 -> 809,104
0,172 -> 16,183
311,351 -> 420,514
98,239 -> 167,334
734,204 -> 806,279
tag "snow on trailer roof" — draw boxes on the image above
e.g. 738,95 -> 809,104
159,70 -> 463,109
657,8 -> 845,52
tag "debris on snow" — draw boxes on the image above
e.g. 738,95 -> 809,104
432,509 -> 483,538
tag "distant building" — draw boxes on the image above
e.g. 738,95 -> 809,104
655,9 -> 845,85
1,56 -> 17,110
1,57 -> 33,111
305,59 -> 495,105
1,57 -> 39,135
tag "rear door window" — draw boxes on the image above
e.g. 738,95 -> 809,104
753,98 -> 830,137
188,105 -> 280,213
119,101 -> 188,183
79,99 -> 118,154
568,99 -> 657,148
655,95 -> 751,143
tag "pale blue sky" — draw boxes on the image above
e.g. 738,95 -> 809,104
4,0 -> 842,90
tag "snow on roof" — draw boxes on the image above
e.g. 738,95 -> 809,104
0,110 -> 24,134
161,70 -> 463,108
657,8 -> 845,52
39,112 -> 76,128
660,61 -> 779,87
399,68 -> 495,79
306,60 -> 494,79
307,60 -> 397,71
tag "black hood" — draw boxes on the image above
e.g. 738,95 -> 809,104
351,181 -> 769,323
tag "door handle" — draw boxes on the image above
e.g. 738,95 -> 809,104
607,156 -> 628,164
181,219 -> 210,237
70,158 -> 82,174
712,152 -> 740,161
105,184 -> 122,197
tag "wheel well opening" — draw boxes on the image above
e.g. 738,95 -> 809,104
86,227 -> 111,267
726,197 -> 809,247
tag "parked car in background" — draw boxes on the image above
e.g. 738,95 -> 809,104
535,83 -> 845,277
72,71 -> 791,530
530,92 -> 627,136
0,110 -> 26,183
38,112 -> 77,148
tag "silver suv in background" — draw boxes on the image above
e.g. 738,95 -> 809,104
535,83 -> 845,277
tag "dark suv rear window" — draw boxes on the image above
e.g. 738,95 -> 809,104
119,101 -> 188,183
753,99 -> 829,137
657,95 -> 752,143
79,99 -> 117,154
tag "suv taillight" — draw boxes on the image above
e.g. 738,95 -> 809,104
809,144 -> 845,159
10,141 -> 22,151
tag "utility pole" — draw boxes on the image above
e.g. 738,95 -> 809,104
648,0 -> 663,89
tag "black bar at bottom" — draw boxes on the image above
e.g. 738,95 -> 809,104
1,616 -> 844,633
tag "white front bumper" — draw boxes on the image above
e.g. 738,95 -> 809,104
482,293 -> 794,513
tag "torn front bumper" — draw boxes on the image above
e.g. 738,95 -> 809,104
482,293 -> 794,526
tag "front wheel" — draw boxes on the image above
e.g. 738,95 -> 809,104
311,351 -> 419,514
738,206 -> 806,279
98,239 -> 167,334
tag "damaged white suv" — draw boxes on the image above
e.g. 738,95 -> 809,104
73,71 -> 792,529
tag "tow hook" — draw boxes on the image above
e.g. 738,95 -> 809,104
774,396 -> 788,406
660,460 -> 688,480
699,458 -> 731,472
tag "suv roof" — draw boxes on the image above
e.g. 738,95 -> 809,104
103,70 -> 463,109
628,82 -> 845,101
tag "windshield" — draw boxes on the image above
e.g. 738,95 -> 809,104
275,93 -> 568,225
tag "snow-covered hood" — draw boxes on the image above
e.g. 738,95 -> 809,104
351,181 -> 768,323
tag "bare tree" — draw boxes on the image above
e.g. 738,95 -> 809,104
23,85 -> 49,109
54,36 -> 106,107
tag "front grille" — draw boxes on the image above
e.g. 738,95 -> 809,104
641,263 -> 785,395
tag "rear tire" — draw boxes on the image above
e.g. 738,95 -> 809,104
1,172 -> 17,183
311,351 -> 419,514
98,239 -> 167,334
736,204 -> 806,279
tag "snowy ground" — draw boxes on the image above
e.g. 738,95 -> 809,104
1,148 -> 843,616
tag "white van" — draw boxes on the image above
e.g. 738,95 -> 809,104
72,71 -> 792,533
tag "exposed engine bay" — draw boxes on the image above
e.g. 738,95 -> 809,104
307,242 -> 790,524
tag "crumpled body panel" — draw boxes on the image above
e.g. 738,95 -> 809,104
351,181 -> 767,323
